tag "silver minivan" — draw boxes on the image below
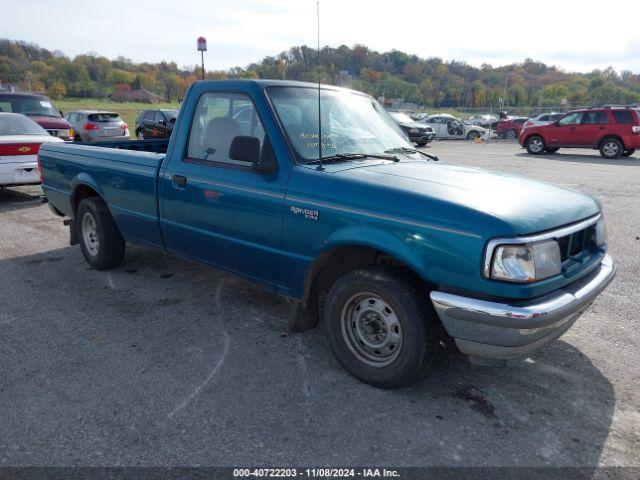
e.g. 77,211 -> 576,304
64,110 -> 130,142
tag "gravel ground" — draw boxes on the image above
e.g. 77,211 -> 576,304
0,140 -> 638,467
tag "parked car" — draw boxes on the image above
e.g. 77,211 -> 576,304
0,112 -> 63,186
495,117 -> 529,139
468,114 -> 497,128
523,113 -> 563,128
40,79 -> 614,388
135,109 -> 178,139
64,110 -> 129,142
420,114 -> 486,140
387,111 -> 436,146
520,106 -> 640,159
0,93 -> 73,141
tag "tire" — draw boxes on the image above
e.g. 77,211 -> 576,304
545,147 -> 559,153
599,137 -> 623,159
136,129 -> 144,140
525,135 -> 546,154
622,149 -> 636,157
324,266 -> 439,388
505,129 -> 517,140
466,131 -> 479,141
416,142 -> 427,147
76,197 -> 125,270
74,134 -> 82,142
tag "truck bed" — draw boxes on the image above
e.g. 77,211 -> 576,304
39,142 -> 165,247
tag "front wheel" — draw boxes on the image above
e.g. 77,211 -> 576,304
525,135 -> 546,154
600,137 -> 623,159
622,149 -> 636,157
76,197 -> 125,270
416,142 -> 427,147
324,266 -> 439,388
466,131 -> 479,141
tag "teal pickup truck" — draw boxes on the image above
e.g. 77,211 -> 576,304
39,80 -> 615,388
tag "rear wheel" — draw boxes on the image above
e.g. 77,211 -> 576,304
600,137 -> 623,159
136,129 -> 144,140
506,129 -> 518,139
324,266 -> 439,388
76,197 -> 125,270
622,149 -> 636,157
525,135 -> 545,154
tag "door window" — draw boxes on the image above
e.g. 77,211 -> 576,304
558,112 -> 583,125
187,91 -> 265,165
582,111 -> 608,124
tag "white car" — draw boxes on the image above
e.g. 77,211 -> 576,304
0,113 -> 64,187
523,112 -> 563,128
419,113 -> 487,140
468,114 -> 497,128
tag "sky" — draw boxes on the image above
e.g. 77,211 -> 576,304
1,0 -> 639,73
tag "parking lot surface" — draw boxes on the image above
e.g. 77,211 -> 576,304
1,141 -> 638,467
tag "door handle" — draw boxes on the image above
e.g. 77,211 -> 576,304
172,175 -> 187,187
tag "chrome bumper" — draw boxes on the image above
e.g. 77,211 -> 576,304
430,254 -> 615,365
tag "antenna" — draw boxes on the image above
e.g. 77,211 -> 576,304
315,0 -> 324,171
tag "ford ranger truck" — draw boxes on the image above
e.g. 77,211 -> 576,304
39,80 -> 615,388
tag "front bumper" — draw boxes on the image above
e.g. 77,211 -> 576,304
409,132 -> 435,143
430,254 -> 615,365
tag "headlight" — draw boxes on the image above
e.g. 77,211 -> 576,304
58,129 -> 72,138
408,128 -> 419,133
489,240 -> 561,282
595,216 -> 607,247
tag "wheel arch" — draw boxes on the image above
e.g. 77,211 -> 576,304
302,228 -> 437,304
70,175 -> 104,215
598,134 -> 625,150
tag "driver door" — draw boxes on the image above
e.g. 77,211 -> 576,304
548,112 -> 583,146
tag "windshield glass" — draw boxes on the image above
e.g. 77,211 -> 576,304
388,112 -> 413,123
0,96 -> 60,117
267,86 -> 411,162
0,114 -> 48,135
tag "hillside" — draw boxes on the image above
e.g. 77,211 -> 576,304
1,39 -> 639,110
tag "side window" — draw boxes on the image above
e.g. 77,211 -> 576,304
0,101 -> 12,112
539,115 -> 549,122
582,111 -> 609,124
559,112 -> 583,125
155,111 -> 165,123
187,91 -> 265,164
612,110 -> 633,124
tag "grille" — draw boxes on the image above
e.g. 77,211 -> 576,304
557,225 -> 597,262
46,129 -> 60,137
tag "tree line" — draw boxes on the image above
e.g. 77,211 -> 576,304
1,39 -> 639,109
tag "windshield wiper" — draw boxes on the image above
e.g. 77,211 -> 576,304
306,153 -> 399,165
384,147 -> 439,161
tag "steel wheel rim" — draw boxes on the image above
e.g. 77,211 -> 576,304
507,130 -> 516,139
529,139 -> 544,153
341,293 -> 403,367
603,142 -> 618,157
81,212 -> 100,256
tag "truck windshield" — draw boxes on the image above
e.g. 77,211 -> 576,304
267,86 -> 411,163
0,96 -> 60,117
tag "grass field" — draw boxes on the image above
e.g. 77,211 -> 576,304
57,98 -> 180,139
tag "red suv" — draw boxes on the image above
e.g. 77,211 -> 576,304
519,107 -> 640,159
496,117 -> 528,139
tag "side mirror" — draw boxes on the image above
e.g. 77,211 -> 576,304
229,135 -> 261,164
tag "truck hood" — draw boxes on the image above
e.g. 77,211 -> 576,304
26,115 -> 71,129
332,161 -> 599,235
